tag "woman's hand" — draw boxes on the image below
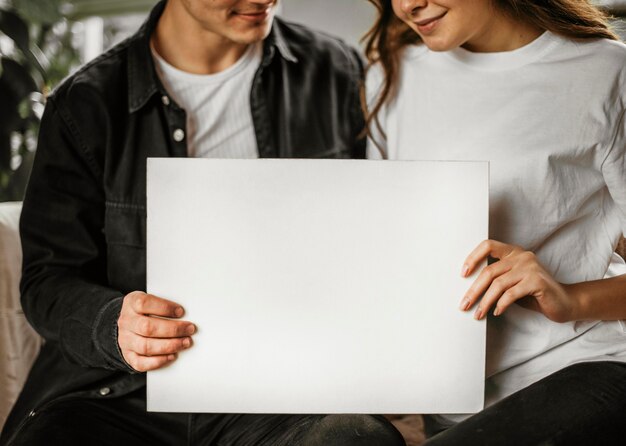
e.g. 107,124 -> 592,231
460,240 -> 579,323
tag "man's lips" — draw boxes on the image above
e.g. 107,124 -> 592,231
233,7 -> 272,21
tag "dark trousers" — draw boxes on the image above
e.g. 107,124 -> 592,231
6,390 -> 404,446
425,361 -> 626,446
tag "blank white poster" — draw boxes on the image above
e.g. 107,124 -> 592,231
146,158 -> 488,414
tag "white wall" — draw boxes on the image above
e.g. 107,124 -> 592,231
99,1 -> 376,56
278,0 -> 376,49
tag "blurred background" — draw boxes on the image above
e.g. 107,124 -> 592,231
0,0 -> 625,202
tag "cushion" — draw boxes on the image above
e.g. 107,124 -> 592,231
0,202 -> 42,430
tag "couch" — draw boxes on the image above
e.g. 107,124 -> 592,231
0,202 -> 42,430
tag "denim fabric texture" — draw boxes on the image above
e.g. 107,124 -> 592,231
424,361 -> 626,446
6,388 -> 404,446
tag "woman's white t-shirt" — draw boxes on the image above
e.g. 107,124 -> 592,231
367,32 -> 626,417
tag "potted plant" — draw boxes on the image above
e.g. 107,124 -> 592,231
0,0 -> 80,202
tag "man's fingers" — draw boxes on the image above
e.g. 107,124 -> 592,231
131,314 -> 196,338
123,350 -> 177,372
126,332 -> 192,357
126,291 -> 184,318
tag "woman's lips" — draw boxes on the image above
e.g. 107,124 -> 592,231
414,12 -> 447,34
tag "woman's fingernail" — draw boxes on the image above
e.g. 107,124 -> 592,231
461,265 -> 469,277
168,354 -> 176,361
182,338 -> 191,348
175,307 -> 184,317
493,307 -> 501,317
186,324 -> 196,335
459,297 -> 470,311
474,307 -> 482,320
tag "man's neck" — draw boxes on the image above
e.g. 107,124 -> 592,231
151,1 -> 250,75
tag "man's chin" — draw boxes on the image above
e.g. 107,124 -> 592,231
231,24 -> 273,45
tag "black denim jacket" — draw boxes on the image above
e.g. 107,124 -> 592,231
0,2 -> 365,442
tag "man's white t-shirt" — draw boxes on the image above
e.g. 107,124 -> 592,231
152,43 -> 262,158
367,32 -> 626,418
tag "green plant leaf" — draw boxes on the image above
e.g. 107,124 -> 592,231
0,10 -> 49,83
0,57 -> 37,100
12,0 -> 64,26
0,10 -> 29,51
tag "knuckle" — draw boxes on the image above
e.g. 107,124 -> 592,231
117,314 -> 128,329
133,293 -> 148,313
117,331 -> 130,349
125,354 -> 143,372
491,277 -> 504,292
483,266 -> 496,281
139,318 -> 153,336
139,337 -> 151,355
133,360 -> 148,372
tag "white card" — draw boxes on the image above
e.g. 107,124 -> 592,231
147,158 -> 488,414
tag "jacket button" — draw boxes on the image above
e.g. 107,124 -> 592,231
161,95 -> 170,106
173,128 -> 185,142
99,387 -> 111,396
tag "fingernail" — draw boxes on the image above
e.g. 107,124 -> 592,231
175,307 -> 184,317
459,297 -> 470,311
493,307 -> 500,317
186,324 -> 196,335
461,265 -> 469,277
474,307 -> 482,320
168,354 -> 176,361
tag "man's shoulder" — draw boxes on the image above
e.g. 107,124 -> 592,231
49,35 -> 134,106
273,18 -> 363,71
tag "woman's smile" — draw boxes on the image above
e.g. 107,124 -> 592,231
414,11 -> 447,35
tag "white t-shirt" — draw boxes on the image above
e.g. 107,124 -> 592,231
152,43 -> 262,158
367,32 -> 626,416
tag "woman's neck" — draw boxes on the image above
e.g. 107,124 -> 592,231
462,14 -> 543,53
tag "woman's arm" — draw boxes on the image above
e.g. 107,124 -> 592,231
461,240 -> 626,323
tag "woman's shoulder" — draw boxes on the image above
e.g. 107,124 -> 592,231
551,34 -> 626,72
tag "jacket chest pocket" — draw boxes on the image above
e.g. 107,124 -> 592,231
104,202 -> 146,293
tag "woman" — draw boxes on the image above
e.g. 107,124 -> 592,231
364,0 -> 626,444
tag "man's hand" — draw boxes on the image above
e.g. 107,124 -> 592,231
118,291 -> 196,372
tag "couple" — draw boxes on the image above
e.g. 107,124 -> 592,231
2,0 -> 625,445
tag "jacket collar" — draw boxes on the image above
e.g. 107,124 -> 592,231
127,0 -> 298,113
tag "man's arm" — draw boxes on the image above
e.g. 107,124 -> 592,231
20,93 -> 193,372
20,95 -> 132,370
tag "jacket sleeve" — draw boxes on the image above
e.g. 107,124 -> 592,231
20,95 -> 134,372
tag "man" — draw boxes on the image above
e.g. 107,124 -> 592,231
0,0 -> 405,445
